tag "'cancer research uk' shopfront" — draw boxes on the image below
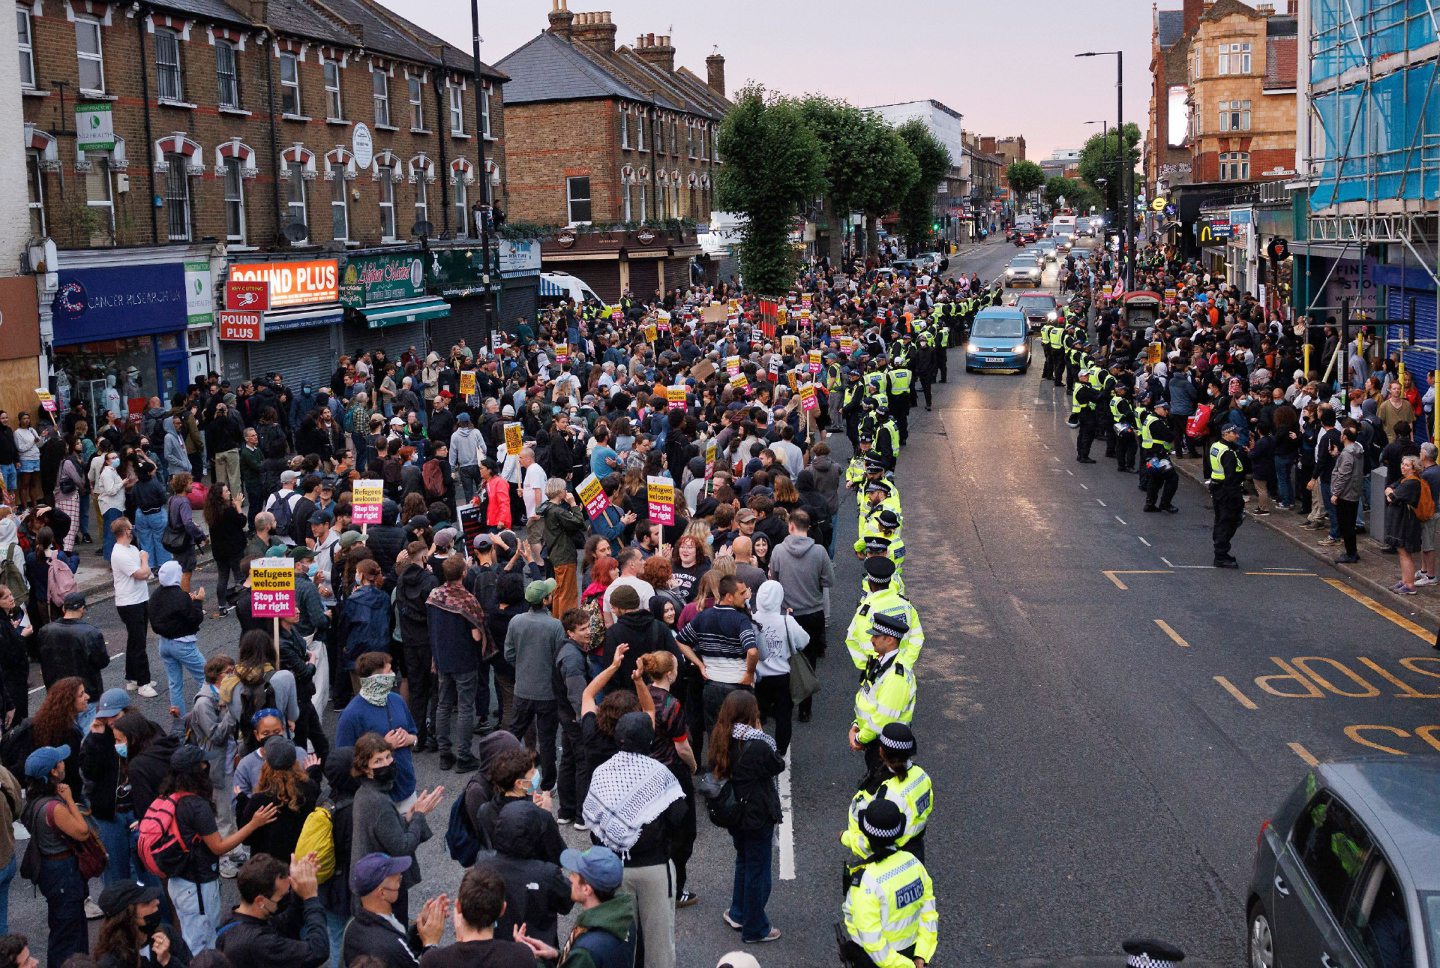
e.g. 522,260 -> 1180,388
48,259 -> 214,417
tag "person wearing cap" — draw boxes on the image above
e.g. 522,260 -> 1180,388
264,472 -> 303,549
1074,369 -> 1103,463
1139,400 -> 1180,513
20,743 -> 93,966
340,853 -> 446,968
149,560 -> 207,715
214,853 -> 327,968
849,609 -> 917,775
1121,939 -> 1186,968
844,557 -> 923,672
36,591 -> 110,710
841,722 -> 932,863
237,735 -> 319,865
1209,422 -> 1249,568
504,578 -> 566,789
93,879 -> 185,968
80,686 -> 140,886
839,799 -> 937,968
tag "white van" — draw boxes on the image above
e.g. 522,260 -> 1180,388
540,271 -> 602,305
1051,215 -> 1077,238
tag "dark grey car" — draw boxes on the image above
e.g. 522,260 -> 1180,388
1248,758 -> 1440,968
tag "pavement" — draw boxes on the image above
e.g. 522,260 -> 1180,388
7,238 -> 1436,967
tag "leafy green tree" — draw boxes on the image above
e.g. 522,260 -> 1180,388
1044,176 -> 1102,214
1005,160 -> 1046,202
716,86 -> 827,296
894,120 -> 951,255
1078,122 -> 1141,217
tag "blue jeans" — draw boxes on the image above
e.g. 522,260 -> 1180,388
95,811 -> 138,886
102,507 -> 123,561
0,464 -> 14,494
168,877 -> 222,954
1275,454 -> 1295,507
79,495 -> 90,538
325,908 -> 347,968
136,508 -> 171,568
435,670 -> 478,762
1320,477 -> 1340,539
0,852 -> 16,933
728,825 -> 774,942
38,856 -> 87,968
160,637 -> 207,713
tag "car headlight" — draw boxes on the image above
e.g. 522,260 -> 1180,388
1047,311 -> 1058,320
1005,268 -> 1015,275
966,342 -> 980,354
1012,343 -> 1029,354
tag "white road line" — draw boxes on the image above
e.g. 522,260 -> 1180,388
1095,499 -> 1106,507
778,749 -> 795,880
1161,556 -> 1172,566
1138,537 -> 1151,547
1079,483 -> 1089,490
1065,469 -> 1074,476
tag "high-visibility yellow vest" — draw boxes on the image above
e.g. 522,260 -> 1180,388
842,850 -> 938,968
1210,441 -> 1234,482
853,652 -> 916,744
888,368 -> 912,395
841,769 -> 934,857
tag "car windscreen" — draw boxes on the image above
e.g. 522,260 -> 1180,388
1011,257 -> 1038,266
1017,297 -> 1055,312
972,317 -> 1025,339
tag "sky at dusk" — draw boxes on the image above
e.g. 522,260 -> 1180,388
387,0 -> 1156,161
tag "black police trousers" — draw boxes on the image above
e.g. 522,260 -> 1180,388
1213,490 -> 1245,560
1076,416 -> 1097,460
1145,468 -> 1179,509
1114,431 -> 1137,471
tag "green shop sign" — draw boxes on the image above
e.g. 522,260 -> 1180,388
339,253 -> 426,307
427,246 -> 501,298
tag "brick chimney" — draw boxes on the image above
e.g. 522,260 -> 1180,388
572,11 -> 616,55
980,136 -> 996,155
1182,0 -> 1205,36
548,0 -> 574,41
635,33 -> 675,73
706,50 -> 725,97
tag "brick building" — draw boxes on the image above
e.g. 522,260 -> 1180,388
980,135 -> 1026,207
495,0 -> 730,301
1146,2 -> 1194,197
17,0 -> 529,402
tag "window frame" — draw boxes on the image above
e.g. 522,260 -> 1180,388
155,27 -> 183,102
414,174 -> 428,231
215,39 -> 240,109
285,160 -> 307,241
620,105 -> 630,150
408,74 -> 424,131
373,69 -> 391,127
17,7 -> 35,90
223,156 -> 246,244
323,59 -> 343,120
75,16 -> 105,94
329,160 -> 349,242
279,51 -> 301,116
377,165 -> 396,240
622,179 -> 632,221
480,84 -> 491,137
25,148 -> 45,238
636,109 -> 646,151
163,151 -> 192,242
566,175 -> 592,225
449,83 -> 464,136
85,154 -> 115,244
453,175 -> 467,238
687,121 -> 695,160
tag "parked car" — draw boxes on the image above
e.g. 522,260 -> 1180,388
1005,254 -> 1043,288
965,308 -> 1030,374
1248,758 -> 1440,968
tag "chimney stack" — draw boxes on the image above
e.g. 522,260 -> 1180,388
705,51 -> 725,97
1182,0 -> 1204,37
548,0 -> 574,41
571,10 -> 616,55
635,32 -> 675,73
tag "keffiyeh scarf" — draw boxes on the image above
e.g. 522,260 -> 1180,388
582,751 -> 684,858
732,722 -> 777,752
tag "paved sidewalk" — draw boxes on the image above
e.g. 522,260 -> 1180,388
1173,455 -> 1440,633
64,544 -> 215,606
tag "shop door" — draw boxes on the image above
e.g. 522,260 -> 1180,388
157,344 -> 189,402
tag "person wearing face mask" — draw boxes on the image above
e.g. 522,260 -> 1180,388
96,447 -> 127,561
340,854 -> 446,968
348,733 -> 444,923
336,652 -> 418,811
80,688 -> 141,888
474,748 -> 566,864
215,853 -> 328,968
21,744 -> 96,966
94,881 -> 190,968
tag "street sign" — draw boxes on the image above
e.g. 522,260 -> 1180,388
225,279 -> 270,312
1151,196 -> 1167,212
218,311 -> 263,341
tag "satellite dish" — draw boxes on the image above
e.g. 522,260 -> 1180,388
411,220 -> 434,239
282,221 -> 309,243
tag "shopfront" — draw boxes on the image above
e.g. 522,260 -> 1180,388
222,258 -> 343,391
49,261 -> 205,415
340,250 -> 449,360
428,240 -> 538,348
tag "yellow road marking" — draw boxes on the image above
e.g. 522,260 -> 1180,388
1154,619 -> 1190,648
1103,569 -> 1173,590
1288,742 -> 1320,767
1214,676 -> 1259,710
1321,578 -> 1432,642
1244,572 -> 1318,577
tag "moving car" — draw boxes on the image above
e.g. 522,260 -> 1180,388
1248,758 -> 1440,968
965,308 -> 1030,374
1005,254 -> 1043,287
914,252 -> 943,272
1034,239 -> 1060,263
1012,293 -> 1059,332
1076,216 -> 1096,238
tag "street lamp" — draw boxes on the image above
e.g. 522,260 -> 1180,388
1076,50 -> 1132,292
470,5 -> 497,348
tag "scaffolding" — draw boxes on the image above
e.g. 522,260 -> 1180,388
1300,0 -> 1440,386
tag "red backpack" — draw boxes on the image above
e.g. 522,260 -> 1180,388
137,792 -> 196,878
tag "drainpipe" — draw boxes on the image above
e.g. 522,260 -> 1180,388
431,64 -> 450,236
135,3 -> 158,244
262,31 -> 282,246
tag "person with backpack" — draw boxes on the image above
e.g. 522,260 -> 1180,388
228,630 -> 301,756
264,473 -> 302,550
349,733 -> 444,923
182,656 -> 239,858
340,854 -> 446,968
237,737 -> 318,864
36,592 -> 109,716
20,744 -> 93,967
165,474 -> 208,594
335,652 -> 418,811
144,745 -> 280,955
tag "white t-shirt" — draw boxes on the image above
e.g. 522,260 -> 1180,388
602,576 -> 656,626
111,543 -> 149,606
521,463 -> 547,518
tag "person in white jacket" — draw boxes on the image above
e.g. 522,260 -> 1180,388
94,445 -> 128,561
751,579 -> 808,758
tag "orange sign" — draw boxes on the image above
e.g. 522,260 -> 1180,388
228,260 -> 338,308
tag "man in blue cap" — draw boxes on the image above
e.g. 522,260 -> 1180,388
512,845 -> 636,968
342,853 -> 445,968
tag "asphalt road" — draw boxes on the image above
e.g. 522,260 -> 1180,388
10,239 -> 1439,968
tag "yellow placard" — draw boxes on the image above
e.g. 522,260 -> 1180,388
578,474 -> 604,505
730,373 -> 749,393
504,422 -> 524,454
644,324 -> 658,343
250,562 -> 295,592
781,335 -> 798,354
726,356 -> 741,375
459,371 -> 476,396
666,385 -> 687,408
351,481 -> 384,506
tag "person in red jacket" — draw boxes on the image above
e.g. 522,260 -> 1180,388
481,459 -> 511,531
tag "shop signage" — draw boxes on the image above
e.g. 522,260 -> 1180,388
497,240 -> 540,275
229,260 -> 338,308
340,253 -> 425,308
226,280 -> 270,311
218,311 -> 263,341
184,261 -> 213,327
635,228 -> 657,246
76,103 -> 114,152
352,123 -> 374,169
51,264 -> 189,345
428,247 -> 503,298
1196,217 -> 1231,245
556,229 -> 577,249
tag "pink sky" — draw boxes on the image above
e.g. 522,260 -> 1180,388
385,0 -> 1155,161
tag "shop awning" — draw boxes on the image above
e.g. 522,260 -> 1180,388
538,276 -> 568,297
362,297 -> 451,329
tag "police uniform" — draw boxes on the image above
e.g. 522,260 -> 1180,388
871,411 -> 899,471
886,360 -> 914,447
1073,370 -> 1101,462
845,558 -> 923,670
1139,404 -> 1180,512
1110,386 -> 1138,472
839,800 -> 939,968
1209,427 -> 1247,567
841,724 -> 933,863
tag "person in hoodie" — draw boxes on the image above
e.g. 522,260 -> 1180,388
336,560 -> 391,693
394,544 -> 439,752
750,580 -> 808,758
109,711 -> 176,823
335,652 -> 418,811
767,509 -> 832,723
474,748 -> 566,865
480,800 -> 574,950
149,561 -> 207,715
511,846 -> 636,968
163,416 -> 191,479
449,413 -> 485,504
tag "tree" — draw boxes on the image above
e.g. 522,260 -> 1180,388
798,97 -> 918,262
894,120 -> 951,256
716,85 -> 827,296
1006,160 -> 1046,202
1044,176 -> 1102,214
1078,122 -> 1141,216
